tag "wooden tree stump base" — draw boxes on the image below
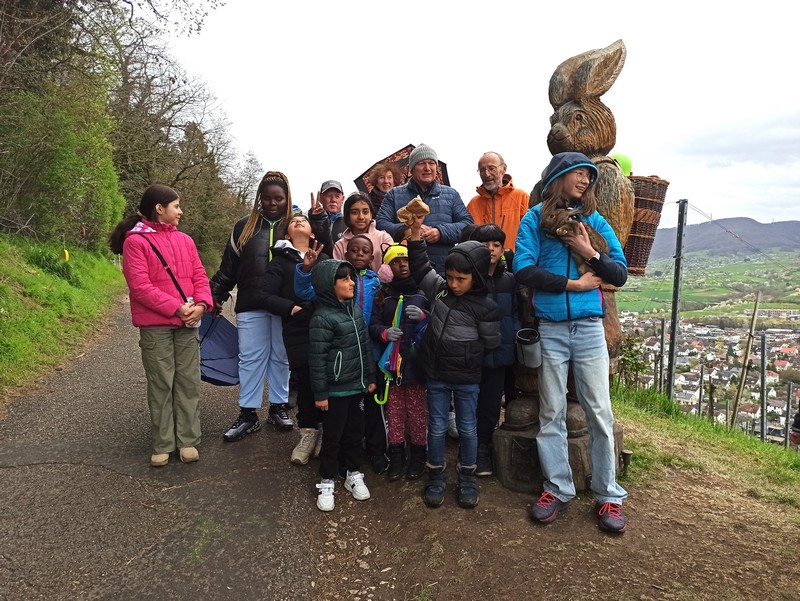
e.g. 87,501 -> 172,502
492,422 -> 624,495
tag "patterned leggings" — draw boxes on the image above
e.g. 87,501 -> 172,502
387,383 -> 428,446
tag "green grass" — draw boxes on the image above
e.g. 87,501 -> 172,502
612,385 -> 800,507
0,234 -> 125,400
618,249 -> 800,316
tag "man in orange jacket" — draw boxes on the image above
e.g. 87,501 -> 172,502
466,151 -> 530,252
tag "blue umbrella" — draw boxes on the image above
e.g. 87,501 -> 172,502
198,313 -> 239,386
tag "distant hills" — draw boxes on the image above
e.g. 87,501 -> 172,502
648,218 -> 800,259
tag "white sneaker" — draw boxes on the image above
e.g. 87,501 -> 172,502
316,479 -> 335,511
313,424 -> 323,458
344,470 -> 371,501
291,428 -> 319,465
447,410 -> 459,439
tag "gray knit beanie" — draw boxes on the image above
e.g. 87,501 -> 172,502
408,143 -> 438,171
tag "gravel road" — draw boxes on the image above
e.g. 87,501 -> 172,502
0,297 -> 322,601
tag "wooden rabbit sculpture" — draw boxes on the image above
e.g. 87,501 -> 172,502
529,39 -> 635,366
538,39 -> 635,248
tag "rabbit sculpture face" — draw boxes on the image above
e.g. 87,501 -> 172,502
546,40 -> 626,157
548,101 -> 616,156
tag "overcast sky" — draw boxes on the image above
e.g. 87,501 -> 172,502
169,0 -> 799,229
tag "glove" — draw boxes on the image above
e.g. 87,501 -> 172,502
405,305 -> 426,322
384,327 -> 403,342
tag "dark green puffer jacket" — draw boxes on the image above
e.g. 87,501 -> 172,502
308,259 -> 376,401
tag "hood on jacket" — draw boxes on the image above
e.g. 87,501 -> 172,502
311,259 -> 356,307
448,240 -> 491,292
272,239 -> 305,255
125,219 -> 174,237
541,152 -> 598,194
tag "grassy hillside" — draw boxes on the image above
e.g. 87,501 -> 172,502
618,250 -> 800,318
612,385 -> 800,508
0,234 -> 126,402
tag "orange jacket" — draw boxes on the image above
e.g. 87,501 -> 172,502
467,175 -> 530,250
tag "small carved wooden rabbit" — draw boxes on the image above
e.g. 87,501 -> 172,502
540,205 -> 609,275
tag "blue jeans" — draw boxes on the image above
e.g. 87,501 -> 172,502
427,378 -> 479,468
536,318 -> 627,504
236,311 -> 289,409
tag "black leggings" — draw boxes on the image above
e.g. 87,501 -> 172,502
477,366 -> 506,445
318,393 -> 364,480
293,367 -> 321,429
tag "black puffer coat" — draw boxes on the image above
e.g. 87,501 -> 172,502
483,260 -> 521,369
209,211 -> 331,313
263,240 -> 330,370
308,259 -> 376,401
369,275 -> 429,385
408,239 -> 501,384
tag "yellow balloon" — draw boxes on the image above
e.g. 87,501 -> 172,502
61,248 -> 69,262
610,153 -> 632,177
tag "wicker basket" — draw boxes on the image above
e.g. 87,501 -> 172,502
623,175 -> 669,276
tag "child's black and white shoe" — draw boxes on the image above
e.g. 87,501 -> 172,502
223,412 -> 261,442
316,479 -> 335,511
344,471 -> 370,501
267,404 -> 294,431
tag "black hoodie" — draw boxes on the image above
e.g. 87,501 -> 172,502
408,240 -> 501,384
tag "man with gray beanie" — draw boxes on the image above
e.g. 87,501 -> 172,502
376,143 -> 473,275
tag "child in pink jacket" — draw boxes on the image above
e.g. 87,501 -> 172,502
109,184 -> 212,468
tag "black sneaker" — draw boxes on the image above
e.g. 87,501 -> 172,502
223,415 -> 261,442
529,492 -> 570,523
595,501 -> 627,534
267,405 -> 294,431
370,453 -> 389,474
475,444 -> 493,477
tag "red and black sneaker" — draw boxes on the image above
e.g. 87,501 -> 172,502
529,491 -> 570,523
596,501 -> 627,534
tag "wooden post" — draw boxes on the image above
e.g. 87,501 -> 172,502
658,318 -> 665,393
759,331 -> 767,443
730,292 -> 760,428
697,364 -> 704,417
707,382 -> 715,422
786,383 -> 794,450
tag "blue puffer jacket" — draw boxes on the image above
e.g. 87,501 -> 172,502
513,204 -> 627,321
294,264 -> 380,325
484,261 -> 521,368
376,179 -> 473,275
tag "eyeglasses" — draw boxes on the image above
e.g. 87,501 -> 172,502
477,164 -> 504,175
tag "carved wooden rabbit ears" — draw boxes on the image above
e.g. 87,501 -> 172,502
548,39 -> 627,108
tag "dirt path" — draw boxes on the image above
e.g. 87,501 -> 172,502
1,298 -> 798,600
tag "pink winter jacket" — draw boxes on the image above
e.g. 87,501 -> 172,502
122,220 -> 213,328
333,221 -> 393,273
